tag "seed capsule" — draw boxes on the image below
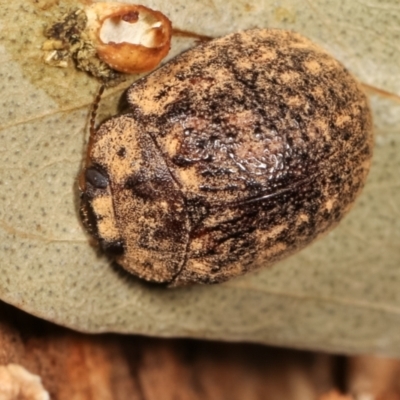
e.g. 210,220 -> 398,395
42,3 -> 172,85
80,29 -> 373,287
84,2 -> 172,74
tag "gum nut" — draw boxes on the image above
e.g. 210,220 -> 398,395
84,2 -> 172,74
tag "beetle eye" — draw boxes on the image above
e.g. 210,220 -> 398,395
85,166 -> 109,189
101,239 -> 125,256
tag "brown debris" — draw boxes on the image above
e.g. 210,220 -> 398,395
0,301 -> 332,400
1,301 -> 400,399
347,356 -> 400,400
0,364 -> 49,400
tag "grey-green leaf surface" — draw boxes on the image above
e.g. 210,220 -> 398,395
0,0 -> 399,356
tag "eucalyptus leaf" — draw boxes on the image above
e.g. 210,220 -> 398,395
0,0 -> 399,356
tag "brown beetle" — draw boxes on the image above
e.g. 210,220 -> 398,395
80,29 -> 373,286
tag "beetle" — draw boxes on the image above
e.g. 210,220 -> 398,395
80,29 -> 373,287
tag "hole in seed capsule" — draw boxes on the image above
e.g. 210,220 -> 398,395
100,11 -> 163,48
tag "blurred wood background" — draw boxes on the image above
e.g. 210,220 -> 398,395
0,301 -> 399,400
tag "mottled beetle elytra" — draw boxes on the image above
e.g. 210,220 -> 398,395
80,29 -> 373,287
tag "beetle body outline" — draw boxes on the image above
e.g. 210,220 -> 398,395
81,29 -> 373,286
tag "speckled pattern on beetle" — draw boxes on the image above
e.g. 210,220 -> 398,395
80,29 -> 373,287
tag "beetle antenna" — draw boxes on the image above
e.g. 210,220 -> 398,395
86,84 -> 105,166
80,84 -> 105,191
90,84 -> 105,140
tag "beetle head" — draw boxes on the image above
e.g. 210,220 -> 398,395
81,115 -> 190,283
